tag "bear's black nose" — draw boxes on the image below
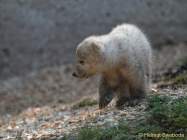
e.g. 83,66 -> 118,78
72,72 -> 77,77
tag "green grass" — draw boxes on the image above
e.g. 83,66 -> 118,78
160,57 -> 187,86
63,95 -> 187,140
77,122 -> 136,140
170,72 -> 187,85
160,72 -> 187,87
147,95 -> 187,131
72,98 -> 98,109
172,57 -> 187,85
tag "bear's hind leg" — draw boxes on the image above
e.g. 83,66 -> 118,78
128,85 -> 146,106
115,85 -> 131,109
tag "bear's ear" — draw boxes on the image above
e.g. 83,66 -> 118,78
89,41 -> 103,56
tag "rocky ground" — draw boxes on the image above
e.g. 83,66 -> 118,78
0,44 -> 187,140
0,87 -> 187,140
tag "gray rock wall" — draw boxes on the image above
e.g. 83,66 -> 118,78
0,0 -> 187,79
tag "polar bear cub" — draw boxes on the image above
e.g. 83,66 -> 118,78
73,24 -> 152,109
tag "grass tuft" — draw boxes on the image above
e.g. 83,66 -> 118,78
147,95 -> 187,132
72,98 -> 98,109
170,72 -> 187,85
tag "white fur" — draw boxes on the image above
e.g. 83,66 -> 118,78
77,24 -> 152,91
96,24 -> 152,67
95,24 -> 152,89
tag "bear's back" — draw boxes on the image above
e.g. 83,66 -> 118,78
103,24 -> 150,65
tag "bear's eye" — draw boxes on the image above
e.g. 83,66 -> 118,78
79,60 -> 85,65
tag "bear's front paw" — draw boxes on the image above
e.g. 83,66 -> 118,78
99,91 -> 114,109
115,99 -> 127,110
99,99 -> 110,109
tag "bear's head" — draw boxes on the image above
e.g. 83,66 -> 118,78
72,37 -> 104,78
